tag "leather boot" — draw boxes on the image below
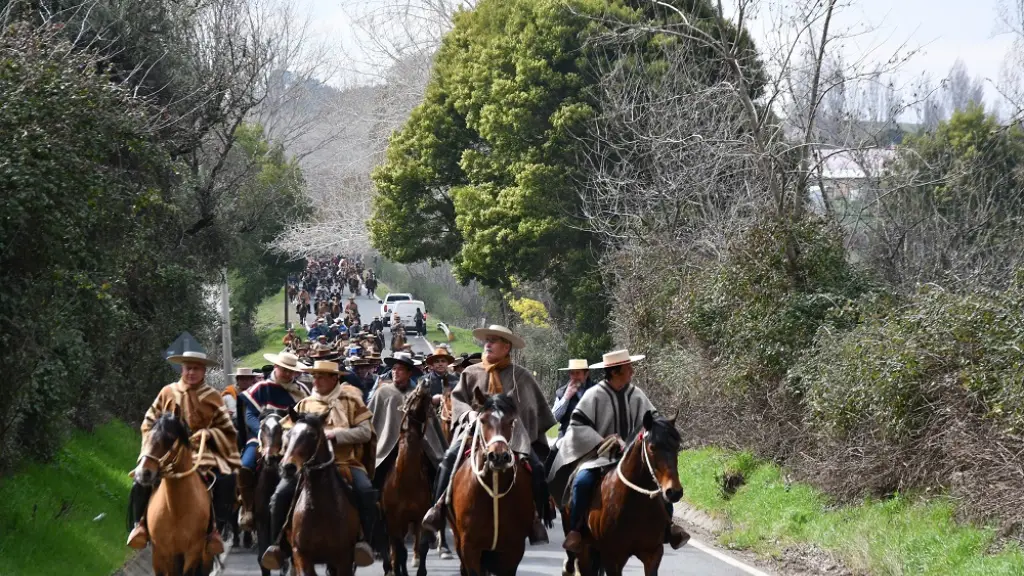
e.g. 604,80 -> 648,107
237,467 -> 256,531
528,514 -> 549,545
354,487 -> 382,567
665,524 -> 690,549
562,530 -> 583,554
126,522 -> 149,549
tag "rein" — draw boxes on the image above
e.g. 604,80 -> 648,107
469,418 -> 518,550
615,430 -> 663,499
138,430 -> 208,480
301,430 -> 336,473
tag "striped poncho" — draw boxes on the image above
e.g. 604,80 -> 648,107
142,381 -> 242,475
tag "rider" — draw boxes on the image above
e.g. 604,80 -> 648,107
423,347 -> 459,407
421,325 -> 556,544
548,349 -> 689,553
345,296 -> 359,315
368,352 -> 446,488
551,359 -> 595,439
236,352 -> 309,534
260,360 -> 382,570
128,350 -> 241,555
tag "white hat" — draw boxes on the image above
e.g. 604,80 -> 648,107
302,360 -> 349,375
231,367 -> 259,377
471,325 -> 526,349
589,349 -> 645,369
167,350 -> 219,367
558,359 -> 591,371
263,351 -> 304,373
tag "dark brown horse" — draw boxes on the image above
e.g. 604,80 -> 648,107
560,411 -> 683,576
438,387 -> 454,444
255,410 -> 288,576
448,389 -> 535,576
132,413 -> 212,576
381,383 -> 435,576
280,411 -> 360,576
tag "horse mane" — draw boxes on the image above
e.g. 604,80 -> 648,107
482,393 -> 517,418
628,412 -> 681,452
154,412 -> 191,443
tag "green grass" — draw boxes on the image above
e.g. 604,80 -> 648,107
678,447 -> 1024,576
239,288 -> 306,368
0,421 -> 140,576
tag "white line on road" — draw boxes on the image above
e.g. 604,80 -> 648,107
687,538 -> 774,576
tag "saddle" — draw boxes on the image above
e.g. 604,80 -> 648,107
559,438 -> 624,507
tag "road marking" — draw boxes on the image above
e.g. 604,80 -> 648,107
687,537 -> 774,576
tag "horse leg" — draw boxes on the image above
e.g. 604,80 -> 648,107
292,553 -> 317,576
415,526 -> 430,576
639,547 -> 664,576
390,533 -> 407,576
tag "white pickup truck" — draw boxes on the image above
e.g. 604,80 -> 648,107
379,292 -> 413,319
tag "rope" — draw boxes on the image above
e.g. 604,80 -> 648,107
164,430 -> 208,480
468,419 -> 518,550
614,431 -> 662,499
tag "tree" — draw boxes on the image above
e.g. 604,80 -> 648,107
946,59 -> 986,114
369,0 -> 758,356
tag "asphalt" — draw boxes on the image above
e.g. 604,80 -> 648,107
300,287 -> 434,356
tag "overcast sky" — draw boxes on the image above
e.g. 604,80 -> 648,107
297,0 -> 1017,106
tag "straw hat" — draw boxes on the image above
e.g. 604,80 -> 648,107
263,351 -> 305,372
302,360 -> 349,375
558,359 -> 591,371
589,349 -> 646,369
231,367 -> 259,378
471,325 -> 525,349
167,350 -> 219,367
425,346 -> 455,364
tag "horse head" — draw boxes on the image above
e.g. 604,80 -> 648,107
401,382 -> 433,436
635,409 -> 683,503
472,387 -> 518,472
259,409 -> 287,460
281,409 -> 330,478
135,412 -> 192,487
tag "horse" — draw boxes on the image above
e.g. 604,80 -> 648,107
132,412 -> 213,576
439,387 -> 454,443
280,410 -> 361,576
560,411 -> 684,576
380,383 -> 435,576
448,389 -> 535,576
391,328 -> 407,353
255,410 -> 289,576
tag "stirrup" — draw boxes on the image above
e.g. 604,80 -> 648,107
127,523 -> 148,550
261,546 -> 283,571
354,542 -> 374,567
422,502 -> 444,533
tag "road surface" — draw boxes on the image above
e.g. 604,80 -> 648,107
300,287 -> 434,356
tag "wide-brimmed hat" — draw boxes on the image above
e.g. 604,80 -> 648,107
168,350 -> 219,367
472,325 -> 525,349
263,351 -> 305,372
231,367 -> 260,378
452,355 -> 482,368
558,359 -> 591,372
384,352 -> 422,371
589,349 -> 645,369
425,347 -> 455,364
302,360 -> 349,375
349,357 -> 374,367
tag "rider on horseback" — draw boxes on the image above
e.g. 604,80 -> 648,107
421,325 -> 556,545
548,349 -> 689,553
260,360 -> 383,570
128,350 -> 241,555
237,352 -> 310,535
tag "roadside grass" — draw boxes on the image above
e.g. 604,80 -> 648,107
0,421 -> 139,576
239,288 -> 306,368
678,447 -> 1024,576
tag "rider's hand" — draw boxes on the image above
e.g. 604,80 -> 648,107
432,394 -> 442,406
325,429 -> 336,441
564,381 -> 580,398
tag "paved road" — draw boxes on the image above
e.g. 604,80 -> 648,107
219,513 -> 759,576
296,286 -> 433,356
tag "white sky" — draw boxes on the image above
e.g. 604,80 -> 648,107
296,0 -> 1018,105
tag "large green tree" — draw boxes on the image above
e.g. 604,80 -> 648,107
370,0 -> 758,355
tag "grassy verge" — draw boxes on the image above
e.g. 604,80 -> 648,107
0,421 -> 140,576
239,288 -> 307,368
679,447 -> 1024,575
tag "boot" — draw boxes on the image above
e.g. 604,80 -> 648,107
665,524 -> 690,549
528,514 -> 549,545
126,522 -> 148,549
563,530 -> 583,554
354,487 -> 383,567
237,467 -> 256,531
261,546 -> 283,571
423,445 -> 457,533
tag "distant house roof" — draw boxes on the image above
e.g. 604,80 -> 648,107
815,147 -> 895,180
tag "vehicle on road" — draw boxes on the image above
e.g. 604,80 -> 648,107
379,292 -> 413,318
391,300 -> 427,333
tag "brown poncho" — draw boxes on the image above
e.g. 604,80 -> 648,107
142,381 -> 241,475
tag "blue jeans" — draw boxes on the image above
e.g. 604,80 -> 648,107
569,468 -> 601,530
241,442 -> 259,470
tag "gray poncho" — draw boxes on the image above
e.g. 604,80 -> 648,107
368,381 -> 447,468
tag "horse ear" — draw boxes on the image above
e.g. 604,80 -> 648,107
288,405 -> 299,424
643,410 -> 654,431
472,386 -> 487,411
669,406 -> 679,425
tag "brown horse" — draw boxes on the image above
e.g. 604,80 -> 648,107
133,412 -> 213,576
381,383 -> 435,576
280,411 -> 360,576
448,389 -> 535,576
438,387 -> 454,443
391,328 -> 407,353
255,410 -> 288,576
560,411 -> 683,576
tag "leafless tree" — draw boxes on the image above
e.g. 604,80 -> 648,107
945,58 -> 986,113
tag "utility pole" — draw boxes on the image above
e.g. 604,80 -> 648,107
221,269 -> 234,382
284,277 -> 290,329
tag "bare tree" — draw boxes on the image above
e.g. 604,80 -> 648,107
945,58 -> 986,113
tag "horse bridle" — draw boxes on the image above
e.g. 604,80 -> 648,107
468,416 -> 519,550
138,431 -> 208,480
294,424 -> 335,473
615,430 -> 664,499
